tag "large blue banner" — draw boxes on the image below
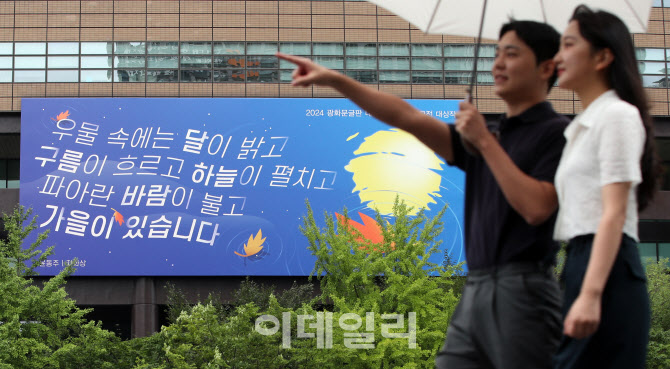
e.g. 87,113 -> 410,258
20,98 -> 464,276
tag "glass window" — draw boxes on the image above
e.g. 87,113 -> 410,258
48,56 -> 78,68
247,70 -> 278,82
0,160 -> 5,188
280,70 -> 293,82
445,58 -> 494,71
214,42 -> 244,55
147,69 -> 178,82
659,243 -> 670,260
345,70 -> 377,83
15,43 -> 46,55
81,70 -> 112,82
379,71 -> 409,83
314,43 -> 343,55
81,56 -> 112,69
445,71 -> 471,85
114,69 -> 145,82
247,42 -> 278,55
314,57 -> 343,69
148,56 -> 178,68
0,70 -> 11,82
638,61 -> 666,75
639,243 -> 657,264
115,42 -> 145,55
180,69 -> 212,82
379,57 -> 409,70
214,55 -> 245,69
15,70 -> 45,82
213,69 -> 246,83
412,71 -> 443,84
14,56 -> 45,69
181,56 -> 211,68
7,160 -> 19,189
279,42 -> 310,55
81,42 -> 112,54
0,43 -> 12,55
445,45 -> 475,57
114,56 -> 145,68
379,44 -> 409,56
148,42 -> 178,54
48,42 -> 79,55
247,56 -> 278,69
47,70 -> 78,82
346,57 -> 376,69
477,45 -> 496,57
653,0 -> 662,7
0,57 -> 11,69
280,59 -> 298,69
477,72 -> 493,84
412,44 -> 442,57
636,48 -> 665,61
181,42 -> 211,55
412,58 -> 443,70
346,43 -> 377,56
642,75 -> 669,88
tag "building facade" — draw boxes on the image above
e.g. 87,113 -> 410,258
1,0 -> 669,338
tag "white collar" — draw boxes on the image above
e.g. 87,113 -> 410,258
574,90 -> 619,128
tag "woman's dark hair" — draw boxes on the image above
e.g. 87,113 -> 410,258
571,5 -> 661,211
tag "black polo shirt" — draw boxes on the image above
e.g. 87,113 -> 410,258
449,101 -> 569,270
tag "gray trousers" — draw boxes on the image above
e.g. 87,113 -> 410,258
435,262 -> 562,369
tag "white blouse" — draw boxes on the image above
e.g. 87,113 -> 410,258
553,90 -> 645,242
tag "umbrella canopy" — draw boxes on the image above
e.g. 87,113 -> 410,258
366,0 -> 653,41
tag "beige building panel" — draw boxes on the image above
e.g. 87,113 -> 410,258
16,1 -> 46,14
81,14 -> 113,28
212,83 -> 244,96
377,8 -> 396,17
411,85 -> 442,99
549,99 -> 576,115
345,29 -> 377,43
635,34 -> 664,48
81,1 -> 113,13
548,88 -> 574,100
214,14 -> 245,27
148,0 -> 179,13
313,15 -> 344,29
213,1 -> 244,14
246,83 -> 279,97
279,28 -> 311,42
47,28 -> 80,41
46,83 -> 78,97
345,2 -> 377,15
80,28 -> 113,41
278,1 -> 311,15
0,85 -> 11,96
280,15 -> 310,28
12,98 -> 22,111
378,29 -> 410,43
146,83 -> 178,96
0,98 -> 12,111
112,83 -> 146,97
179,28 -> 213,41
651,8 -> 664,21
246,1 -> 278,14
148,28 -> 179,41
180,0 -> 213,14
247,14 -> 279,28
79,83 -> 112,96
477,98 -> 506,114
16,14 -> 47,27
314,85 -> 344,97
378,16 -> 409,30
213,28 -> 245,41
115,14 -> 147,28
380,84 -> 411,98
279,84 -> 312,97
444,35 -> 477,44
650,101 -> 668,116
345,15 -> 377,29
444,85 -> 469,99
181,14 -> 213,27
148,14 -> 179,28
312,28 -> 344,42
0,15 -> 14,28
246,28 -> 277,41
574,99 -> 584,114
48,1 -> 80,14
48,14 -> 80,28
411,31 -> 443,43
114,28 -> 147,41
0,29 -> 12,41
14,28 -> 47,41
0,2 -> 14,14
312,2 -> 344,15
14,83 -> 46,97
647,20 -> 664,35
470,85 -> 497,100
179,83 -> 212,97
114,0 -> 146,13
646,88 -> 668,102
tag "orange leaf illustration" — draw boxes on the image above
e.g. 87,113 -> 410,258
234,229 -> 266,257
110,208 -> 124,226
336,212 -> 395,252
51,110 -> 70,121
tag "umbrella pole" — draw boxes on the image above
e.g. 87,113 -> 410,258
467,0 -> 488,104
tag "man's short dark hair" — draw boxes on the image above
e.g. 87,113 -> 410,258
499,20 -> 561,90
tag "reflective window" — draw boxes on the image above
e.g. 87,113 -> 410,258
114,56 -> 145,68
477,72 -> 493,84
81,56 -> 112,69
148,42 -> 178,54
346,43 -> 377,56
444,45 -> 477,57
48,42 -> 79,55
0,70 -> 11,82
246,70 -> 278,82
181,69 -> 212,82
642,75 -> 669,88
379,57 -> 409,70
636,48 -> 665,61
345,70 -> 377,83
47,70 -> 78,82
247,42 -> 278,55
445,58 -> 494,72
280,59 -> 297,69
81,42 -> 112,54
477,45 -> 496,57
148,56 -> 178,68
314,43 -> 343,55
181,56 -> 211,68
638,62 -> 667,75
147,69 -> 178,82
114,69 -> 145,82
6,159 -> 19,189
279,70 -> 293,82
379,44 -> 409,56
181,42 -> 211,55
48,56 -> 79,68
411,44 -> 442,57
379,71 -> 409,83
412,71 -> 443,84
412,58 -> 443,70
213,69 -> 245,83
314,56 -> 343,69
280,42 -> 310,55
214,55 -> 245,69
445,72 -> 472,85
639,243 -> 657,265
115,42 -> 145,55
14,56 -> 45,69
15,70 -> 46,82
15,43 -> 46,55
81,70 -> 112,82
0,43 -> 12,55
653,0 -> 662,6
247,56 -> 278,69
346,57 -> 376,69
0,57 -> 11,69
214,42 -> 245,55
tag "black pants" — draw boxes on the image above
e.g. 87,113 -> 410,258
553,234 -> 650,369
435,262 -> 562,369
